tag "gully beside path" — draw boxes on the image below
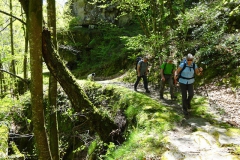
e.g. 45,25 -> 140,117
96,78 -> 240,160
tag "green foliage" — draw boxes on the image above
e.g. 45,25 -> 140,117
70,23 -> 144,77
76,80 -> 181,158
69,17 -> 82,29
87,140 -> 97,156
0,0 -> 27,75
235,146 -> 240,155
9,141 -> 24,155
1,0 -> 240,158
0,124 -> 8,158
173,0 -> 240,86
0,96 -> 22,124
78,81 -> 182,159
43,0 -> 74,31
102,142 -> 116,158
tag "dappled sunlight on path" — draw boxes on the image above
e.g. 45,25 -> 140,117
96,77 -> 240,160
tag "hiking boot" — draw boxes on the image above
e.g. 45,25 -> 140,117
146,90 -> 150,93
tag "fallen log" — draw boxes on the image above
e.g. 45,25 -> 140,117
42,28 -> 121,143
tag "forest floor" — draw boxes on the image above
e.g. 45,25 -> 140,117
96,75 -> 240,159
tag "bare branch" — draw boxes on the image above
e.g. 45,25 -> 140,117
0,10 -> 26,25
0,69 -> 30,84
0,19 -> 17,32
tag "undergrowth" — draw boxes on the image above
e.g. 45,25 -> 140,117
1,76 -> 240,158
79,80 -> 182,159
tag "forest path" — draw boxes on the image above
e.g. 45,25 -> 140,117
96,76 -> 240,160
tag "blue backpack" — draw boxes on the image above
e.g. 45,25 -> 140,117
135,57 -> 142,70
177,60 -> 195,81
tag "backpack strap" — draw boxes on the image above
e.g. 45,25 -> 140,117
178,62 -> 195,80
135,57 -> 142,70
139,60 -> 143,68
178,62 -> 186,78
163,63 -> 167,73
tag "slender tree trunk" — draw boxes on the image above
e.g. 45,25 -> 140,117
0,62 -> 3,95
23,10 -> 29,92
10,0 -> 16,75
48,75 -> 59,160
47,0 -> 60,159
23,26 -> 28,92
10,0 -> 16,97
19,0 -> 29,93
29,0 -> 52,159
167,0 -> 174,29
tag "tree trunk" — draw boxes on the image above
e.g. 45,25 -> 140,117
10,0 -> 16,97
10,0 -> 16,75
47,0 -> 60,159
0,62 -> 4,95
29,0 -> 52,159
42,29 -> 120,143
18,0 -> 29,93
22,9 -> 29,93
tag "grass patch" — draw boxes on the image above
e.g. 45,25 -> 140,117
226,128 -> 240,137
104,129 -> 166,160
234,146 -> 240,155
78,80 -> 182,159
190,96 -> 216,120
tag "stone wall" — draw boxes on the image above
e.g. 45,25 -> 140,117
71,0 -> 132,27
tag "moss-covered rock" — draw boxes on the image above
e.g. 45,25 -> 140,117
0,124 -> 8,158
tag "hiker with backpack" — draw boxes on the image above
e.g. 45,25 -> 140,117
174,53 -> 203,116
160,56 -> 177,100
134,56 -> 150,93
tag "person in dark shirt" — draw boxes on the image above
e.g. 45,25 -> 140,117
134,56 -> 150,93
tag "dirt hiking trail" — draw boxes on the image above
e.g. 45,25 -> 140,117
96,77 -> 240,160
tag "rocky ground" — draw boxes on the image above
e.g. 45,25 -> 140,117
96,77 -> 240,159
196,82 -> 240,128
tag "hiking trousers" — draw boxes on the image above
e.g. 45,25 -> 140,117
160,74 -> 174,98
179,83 -> 194,112
134,75 -> 148,91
